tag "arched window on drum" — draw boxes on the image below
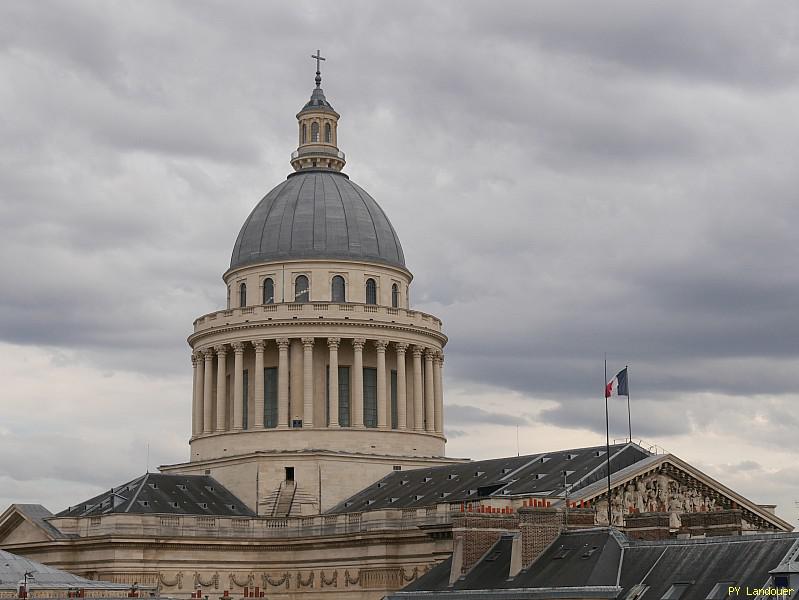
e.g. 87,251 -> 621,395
294,275 -> 310,303
262,278 -> 274,305
391,283 -> 400,308
365,278 -> 377,305
331,275 -> 346,302
311,122 -> 319,142
239,282 -> 247,307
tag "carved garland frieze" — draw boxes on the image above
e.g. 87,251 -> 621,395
193,572 -> 219,589
344,569 -> 360,587
320,570 -> 338,588
158,572 -> 184,589
296,571 -> 315,588
229,573 -> 254,588
262,573 -> 290,589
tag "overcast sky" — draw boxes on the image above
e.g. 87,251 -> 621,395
1,1 -> 798,524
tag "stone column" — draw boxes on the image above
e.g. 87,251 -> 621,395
203,350 -> 214,434
412,346 -> 424,431
328,338 -> 341,427
395,343 -> 408,430
215,345 -> 228,432
375,339 -> 389,429
253,340 -> 265,429
302,337 -> 315,428
191,353 -> 200,437
434,352 -> 444,434
352,338 -> 366,428
277,338 -> 290,429
232,342 -> 245,431
424,349 -> 435,433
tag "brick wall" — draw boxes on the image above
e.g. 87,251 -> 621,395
451,513 -> 519,574
624,512 -> 671,540
518,508 -> 565,566
681,509 -> 742,537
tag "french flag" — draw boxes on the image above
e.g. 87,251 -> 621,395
605,367 -> 629,398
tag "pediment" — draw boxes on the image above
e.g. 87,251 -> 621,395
574,454 -> 793,532
0,505 -> 59,545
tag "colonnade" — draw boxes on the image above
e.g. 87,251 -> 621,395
190,337 -> 444,437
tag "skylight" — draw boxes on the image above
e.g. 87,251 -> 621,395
706,583 -> 736,600
662,583 -> 692,600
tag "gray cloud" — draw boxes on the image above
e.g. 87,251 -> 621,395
446,404 -> 528,428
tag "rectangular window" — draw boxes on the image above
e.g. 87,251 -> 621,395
242,369 -> 249,429
390,369 -> 398,429
339,366 -> 350,427
363,367 -> 377,428
264,367 -> 278,428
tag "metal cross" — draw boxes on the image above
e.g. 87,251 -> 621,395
311,50 -> 326,74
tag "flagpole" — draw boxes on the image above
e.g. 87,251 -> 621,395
626,365 -> 632,443
604,355 -> 612,527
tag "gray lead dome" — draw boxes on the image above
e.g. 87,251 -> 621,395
230,171 -> 406,271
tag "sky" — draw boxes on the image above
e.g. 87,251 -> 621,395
1,1 -> 798,525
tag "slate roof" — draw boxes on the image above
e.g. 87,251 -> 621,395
11,504 -> 69,539
392,529 -> 799,599
0,549 -> 131,591
299,86 -> 338,115
328,443 -> 650,513
230,170 -> 406,271
56,473 -> 254,517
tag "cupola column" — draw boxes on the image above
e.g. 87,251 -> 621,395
302,337 -> 315,427
395,343 -> 408,430
232,343 -> 245,431
434,352 -> 444,434
215,346 -> 229,432
375,339 -> 389,429
424,349 -> 435,433
328,338 -> 341,427
352,338 -> 366,428
191,354 -> 200,437
203,350 -> 214,434
277,338 -> 290,428
253,341 -> 265,429
412,346 -> 424,431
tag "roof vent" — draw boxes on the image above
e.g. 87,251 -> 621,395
536,473 -> 547,480
552,546 -> 571,560
377,482 -> 386,488
229,504 -> 236,510
177,484 -> 187,491
149,483 -> 158,489
389,497 -> 399,503
595,450 -> 605,457
400,480 -> 409,486
414,494 -> 424,501
474,471 -> 485,477
138,500 -> 149,507
170,501 -> 179,508
540,457 -> 550,463
423,476 -> 433,483
566,453 -> 578,460
448,473 -> 458,480
344,501 -> 352,507
367,499 -> 376,505
468,489 -> 477,495
501,468 -> 513,474
439,492 -> 451,498
205,485 -> 216,492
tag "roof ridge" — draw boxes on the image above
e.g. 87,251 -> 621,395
124,473 -> 150,513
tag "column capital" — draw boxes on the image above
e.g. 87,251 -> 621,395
424,348 -> 436,360
232,342 -> 245,353
301,337 -> 315,349
214,344 -> 228,356
352,337 -> 366,351
276,338 -> 291,350
203,349 -> 214,361
191,353 -> 200,366
395,342 -> 408,354
435,351 -> 444,364
412,345 -> 425,358
327,337 -> 341,350
373,339 -> 389,352
252,340 -> 266,351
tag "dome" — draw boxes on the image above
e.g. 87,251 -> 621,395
230,170 -> 406,271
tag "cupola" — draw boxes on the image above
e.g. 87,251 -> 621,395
291,50 -> 346,172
